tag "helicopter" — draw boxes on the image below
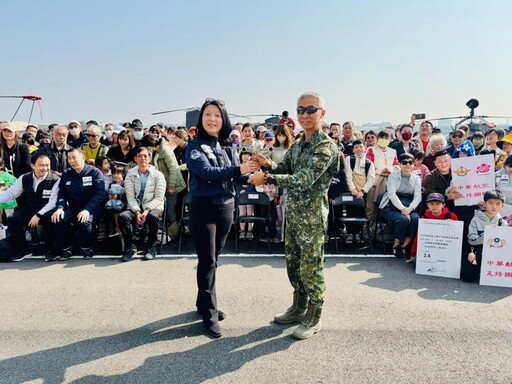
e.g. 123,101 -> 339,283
152,106 -> 250,128
0,95 -> 43,124
418,98 -> 512,134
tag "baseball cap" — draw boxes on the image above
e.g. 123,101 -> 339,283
426,193 -> 445,203
264,131 -> 275,139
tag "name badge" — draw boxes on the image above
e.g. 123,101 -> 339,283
42,189 -> 52,199
500,174 -> 509,183
82,176 -> 93,187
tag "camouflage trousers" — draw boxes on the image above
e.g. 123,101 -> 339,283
284,220 -> 326,306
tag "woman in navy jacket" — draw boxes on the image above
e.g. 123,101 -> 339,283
186,98 -> 259,338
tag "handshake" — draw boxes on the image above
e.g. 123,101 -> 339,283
240,153 -> 272,186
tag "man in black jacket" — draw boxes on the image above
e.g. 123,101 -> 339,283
0,153 -> 60,261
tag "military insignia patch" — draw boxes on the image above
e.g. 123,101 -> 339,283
190,149 -> 201,160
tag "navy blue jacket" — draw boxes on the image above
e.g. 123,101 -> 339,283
56,164 -> 107,217
186,135 -> 247,205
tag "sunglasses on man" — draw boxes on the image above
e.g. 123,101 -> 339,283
296,106 -> 323,115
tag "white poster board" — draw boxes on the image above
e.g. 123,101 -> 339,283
480,226 -> 512,288
415,219 -> 464,279
499,204 -> 512,227
451,154 -> 495,206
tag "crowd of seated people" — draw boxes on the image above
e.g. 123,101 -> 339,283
1,116 -> 512,284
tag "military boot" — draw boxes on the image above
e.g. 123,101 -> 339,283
292,301 -> 322,340
167,221 -> 180,240
274,291 -> 308,324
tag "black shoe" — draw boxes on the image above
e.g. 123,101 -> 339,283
203,320 -> 222,338
11,250 -> 31,262
393,246 -> 404,258
59,249 -> 72,261
121,245 -> 137,262
197,309 -> 226,322
83,248 -> 94,259
45,251 -> 60,262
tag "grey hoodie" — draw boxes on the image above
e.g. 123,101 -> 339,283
467,210 -> 505,246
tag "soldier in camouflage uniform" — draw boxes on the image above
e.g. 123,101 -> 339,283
252,92 -> 338,339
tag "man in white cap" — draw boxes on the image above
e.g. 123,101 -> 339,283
67,120 -> 88,148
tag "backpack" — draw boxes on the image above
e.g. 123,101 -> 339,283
350,156 -> 371,176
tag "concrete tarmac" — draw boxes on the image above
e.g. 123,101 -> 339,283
1,256 -> 511,384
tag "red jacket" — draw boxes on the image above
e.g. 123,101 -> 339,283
410,208 -> 458,257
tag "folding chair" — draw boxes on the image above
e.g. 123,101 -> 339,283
158,199 -> 168,255
374,193 -> 392,253
235,191 -> 271,253
177,193 -> 191,254
331,192 -> 373,254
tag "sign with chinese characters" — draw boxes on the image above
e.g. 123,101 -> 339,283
451,154 -> 495,206
480,225 -> 512,288
416,219 -> 463,279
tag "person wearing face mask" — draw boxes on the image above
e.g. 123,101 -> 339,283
101,123 -> 115,147
131,123 -> 145,146
229,130 -> 241,149
471,131 -> 485,155
390,124 -> 421,158
66,120 -> 88,149
365,130 -> 399,223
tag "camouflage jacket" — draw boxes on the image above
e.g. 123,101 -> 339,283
270,128 -> 339,226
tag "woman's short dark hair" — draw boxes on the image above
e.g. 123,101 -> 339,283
399,153 -> 414,162
175,129 -> 189,141
196,99 -> 233,144
377,130 -> 390,139
352,139 -> 364,147
22,133 -> 35,145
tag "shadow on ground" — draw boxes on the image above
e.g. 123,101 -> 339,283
0,312 -> 293,384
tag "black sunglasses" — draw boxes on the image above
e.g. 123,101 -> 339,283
452,134 -> 463,139
296,106 -> 322,115
401,160 -> 414,165
204,98 -> 225,106
86,134 -> 98,138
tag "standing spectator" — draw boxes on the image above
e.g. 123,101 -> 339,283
101,123 -> 115,147
390,124 -> 421,158
496,155 -> 512,205
22,133 -> 38,153
483,127 -> 507,169
37,124 -> 72,177
66,120 -> 88,148
278,111 -> 295,129
329,123 -> 341,140
50,149 -> 106,261
25,124 -> 38,138
471,131 -> 485,155
417,121 -> 433,151
497,132 -> 512,159
120,146 -> 166,262
445,129 -> 465,156
340,121 -> 356,156
153,136 -> 186,240
0,123 -> 31,177
365,130 -> 399,222
364,130 -> 377,148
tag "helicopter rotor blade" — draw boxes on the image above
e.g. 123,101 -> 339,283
152,107 -> 199,116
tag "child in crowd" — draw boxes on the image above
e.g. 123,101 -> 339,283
409,193 -> 458,263
462,190 -> 508,282
95,156 -> 113,189
0,159 -> 17,224
411,149 -> 429,183
105,167 -> 126,235
236,151 -> 256,240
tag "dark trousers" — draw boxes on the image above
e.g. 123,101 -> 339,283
54,207 -> 95,252
460,244 -> 483,282
7,207 -> 55,254
381,205 -> 419,242
261,203 -> 278,238
189,197 -> 233,323
119,209 -> 162,249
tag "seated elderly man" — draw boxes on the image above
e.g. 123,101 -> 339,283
0,153 -> 59,262
120,146 -> 166,262
50,149 -> 106,261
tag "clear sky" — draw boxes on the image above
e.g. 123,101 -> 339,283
2,0 -> 511,128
